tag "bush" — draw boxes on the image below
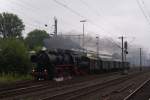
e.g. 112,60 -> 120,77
0,73 -> 32,84
0,38 -> 31,74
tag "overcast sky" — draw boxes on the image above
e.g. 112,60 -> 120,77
0,0 -> 150,50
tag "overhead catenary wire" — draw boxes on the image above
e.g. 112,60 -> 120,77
79,0 -> 122,33
1,0 -> 130,50
8,0 -> 45,26
79,0 -> 102,17
53,1 -> 109,35
3,0 -> 118,39
2,0 -> 123,50
16,0 -> 40,11
53,0 -> 124,49
79,0 -> 146,51
54,0 -> 84,18
136,0 -> 150,26
9,0 -> 85,34
140,0 -> 150,23
15,0 -> 109,35
0,0 -> 55,33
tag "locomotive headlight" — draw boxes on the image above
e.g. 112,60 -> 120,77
44,69 -> 47,72
32,69 -> 35,72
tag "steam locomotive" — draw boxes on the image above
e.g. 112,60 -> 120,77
31,49 -> 130,81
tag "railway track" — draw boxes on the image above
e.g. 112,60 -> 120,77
123,78 -> 150,100
39,72 -> 146,100
0,80 -> 48,92
1,71 -> 149,100
0,68 -> 142,96
0,72 -> 121,99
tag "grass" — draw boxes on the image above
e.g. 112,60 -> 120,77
0,73 -> 33,84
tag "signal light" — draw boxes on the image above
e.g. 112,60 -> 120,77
32,69 -> 35,72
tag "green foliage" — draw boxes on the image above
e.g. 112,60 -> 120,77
25,29 -> 49,51
0,38 -> 31,74
0,73 -> 32,84
0,12 -> 25,38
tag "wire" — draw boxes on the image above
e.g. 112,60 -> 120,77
79,0 -> 147,50
53,0 -> 123,49
54,0 -> 84,18
53,0 -> 109,34
1,0 -> 48,32
140,0 -> 150,22
79,0 -> 101,17
136,0 -> 150,26
79,0 -> 122,33
8,0 -> 84,34
108,38 -> 121,49
9,0 -> 44,25
17,0 -> 40,11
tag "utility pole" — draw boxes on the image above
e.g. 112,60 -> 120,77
96,36 -> 99,59
140,48 -> 142,71
54,17 -> 57,36
119,36 -> 124,73
80,20 -> 87,51
96,36 -> 99,69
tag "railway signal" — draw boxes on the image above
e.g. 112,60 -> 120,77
124,41 -> 128,49
119,36 -> 128,74
124,41 -> 128,63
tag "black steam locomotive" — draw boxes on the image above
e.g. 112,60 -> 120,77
31,49 -> 130,81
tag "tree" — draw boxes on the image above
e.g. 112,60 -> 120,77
0,12 -> 25,38
25,29 -> 49,50
0,38 -> 31,74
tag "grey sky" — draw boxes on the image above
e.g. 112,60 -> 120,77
0,0 -> 150,50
